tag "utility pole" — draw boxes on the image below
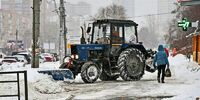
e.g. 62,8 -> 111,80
59,0 -> 67,63
32,0 -> 41,68
48,40 -> 51,53
16,29 -> 18,52
64,16 -> 67,56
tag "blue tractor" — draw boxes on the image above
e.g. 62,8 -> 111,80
60,19 -> 155,83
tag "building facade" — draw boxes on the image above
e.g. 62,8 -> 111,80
0,0 -> 32,49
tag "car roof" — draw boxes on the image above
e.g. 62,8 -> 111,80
18,52 -> 31,55
13,55 -> 26,59
4,56 -> 19,60
4,56 -> 18,58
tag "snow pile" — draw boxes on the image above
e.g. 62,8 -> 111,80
0,61 -> 67,93
165,54 -> 200,100
24,62 -> 68,94
38,62 -> 60,70
0,63 -> 24,71
33,78 -> 64,94
26,68 -> 50,82
169,54 -> 200,81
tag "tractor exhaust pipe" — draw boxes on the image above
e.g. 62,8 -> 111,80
80,26 -> 86,44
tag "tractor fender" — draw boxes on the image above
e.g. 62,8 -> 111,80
119,44 -> 149,59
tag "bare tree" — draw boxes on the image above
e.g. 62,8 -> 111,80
139,26 -> 159,49
138,16 -> 160,48
146,16 -> 158,36
95,4 -> 127,20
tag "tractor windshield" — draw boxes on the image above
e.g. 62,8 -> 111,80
93,24 -> 110,44
124,25 -> 136,43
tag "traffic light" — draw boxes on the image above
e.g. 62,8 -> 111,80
178,18 -> 191,31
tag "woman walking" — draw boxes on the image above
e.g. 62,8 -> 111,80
153,45 -> 169,83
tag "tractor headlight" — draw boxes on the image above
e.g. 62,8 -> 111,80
71,54 -> 79,59
75,55 -> 79,59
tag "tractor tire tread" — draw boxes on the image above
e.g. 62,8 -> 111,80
81,61 -> 100,83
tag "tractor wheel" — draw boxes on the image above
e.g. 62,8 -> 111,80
117,48 -> 145,81
81,61 -> 101,83
99,70 -> 118,81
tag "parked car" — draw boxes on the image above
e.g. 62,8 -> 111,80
3,56 -> 19,61
4,56 -> 26,65
0,53 -> 6,66
17,52 -> 32,64
1,59 -> 18,64
1,57 -> 25,67
40,53 -> 54,62
13,55 -> 28,65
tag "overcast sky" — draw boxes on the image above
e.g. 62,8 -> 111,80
135,0 -> 158,16
67,0 -> 158,16
67,0 -> 113,14
66,0 -> 159,27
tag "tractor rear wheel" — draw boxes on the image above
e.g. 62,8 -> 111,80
117,48 -> 145,81
81,61 -> 101,83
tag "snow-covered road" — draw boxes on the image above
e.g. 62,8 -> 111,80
0,54 -> 200,100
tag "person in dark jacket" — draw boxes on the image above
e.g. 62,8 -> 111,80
153,45 -> 169,83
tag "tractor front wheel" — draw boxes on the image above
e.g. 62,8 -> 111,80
81,61 -> 101,83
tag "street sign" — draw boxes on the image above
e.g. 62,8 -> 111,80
178,18 -> 191,31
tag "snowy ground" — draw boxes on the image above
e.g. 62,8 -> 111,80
0,54 -> 200,100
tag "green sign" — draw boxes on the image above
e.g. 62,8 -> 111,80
178,18 -> 191,31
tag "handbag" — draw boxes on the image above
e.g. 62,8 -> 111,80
165,68 -> 171,77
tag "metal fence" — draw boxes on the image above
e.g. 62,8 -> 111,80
0,71 -> 28,100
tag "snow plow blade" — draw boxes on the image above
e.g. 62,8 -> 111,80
38,69 -> 74,80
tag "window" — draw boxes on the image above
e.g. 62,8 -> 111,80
112,25 -> 123,44
93,24 -> 110,44
124,25 -> 136,43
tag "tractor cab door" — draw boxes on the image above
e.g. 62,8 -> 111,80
92,24 -> 111,45
92,23 -> 111,57
110,25 -> 124,56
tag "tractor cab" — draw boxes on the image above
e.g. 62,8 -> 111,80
89,19 -> 138,45
86,19 -> 140,57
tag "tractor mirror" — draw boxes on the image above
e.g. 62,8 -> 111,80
86,27 -> 91,33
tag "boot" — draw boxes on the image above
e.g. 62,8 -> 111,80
157,78 -> 160,83
161,77 -> 165,83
